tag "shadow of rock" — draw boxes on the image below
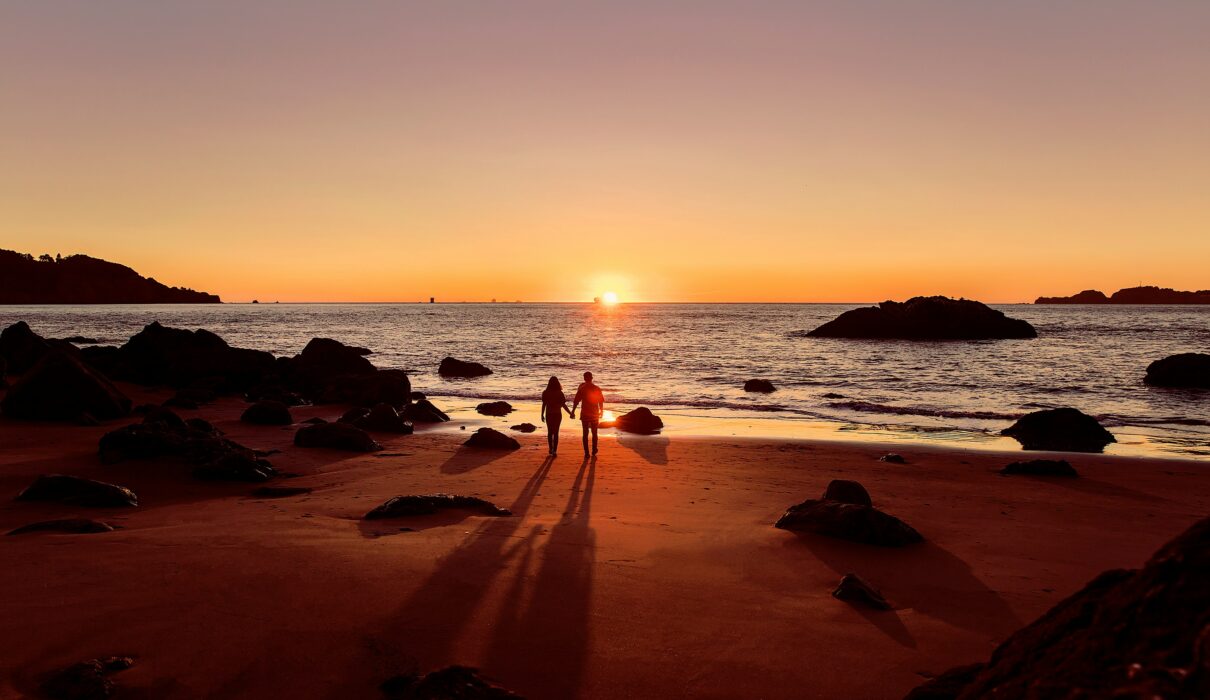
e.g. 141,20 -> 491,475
616,434 -> 670,465
439,446 -> 516,474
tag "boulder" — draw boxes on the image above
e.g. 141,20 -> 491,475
364,494 -> 512,519
464,427 -> 520,450
904,515 -> 1210,699
99,408 -> 275,482
1,350 -> 131,421
402,399 -> 450,423
1000,459 -> 1078,477
410,391 -> 427,401
163,385 -> 216,409
241,400 -> 294,426
832,573 -> 891,610
880,453 -> 907,464
294,422 -> 383,451
1001,407 -> 1115,453
438,356 -> 492,378
744,379 -> 777,393
806,296 -> 1037,340
775,499 -> 922,547
16,475 -> 137,508
1144,353 -> 1210,389
510,423 -> 537,433
39,656 -> 134,700
614,406 -> 664,434
379,666 -> 520,700
0,320 -> 52,373
823,479 -> 872,507
250,486 -> 312,498
476,401 -> 513,416
98,322 -> 275,390
7,518 -> 114,536
296,337 -> 376,379
62,335 -> 101,344
315,369 -> 411,407
352,403 -> 414,434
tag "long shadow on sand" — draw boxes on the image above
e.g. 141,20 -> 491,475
996,473 -> 1169,503
791,535 -> 1022,642
439,445 -> 515,474
616,434 -> 670,465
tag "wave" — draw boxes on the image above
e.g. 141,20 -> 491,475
824,400 -> 1021,421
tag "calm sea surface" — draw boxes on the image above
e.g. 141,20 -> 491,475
3,303 -> 1208,459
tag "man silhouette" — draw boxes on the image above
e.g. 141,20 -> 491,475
571,371 -> 604,456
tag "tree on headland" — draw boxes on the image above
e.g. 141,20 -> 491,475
0,248 -> 221,304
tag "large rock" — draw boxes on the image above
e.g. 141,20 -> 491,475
823,479 -> 872,507
438,356 -> 492,378
775,499 -> 922,547
7,518 -> 114,536
16,474 -> 138,508
463,427 -> 520,450
40,656 -> 134,700
315,369 -> 411,407
806,296 -> 1037,340
744,379 -> 777,393
402,399 -> 450,423
614,406 -> 664,434
294,421 -> 383,451
379,666 -> 520,700
0,321 -> 52,373
341,403 -> 414,434
1,350 -> 131,421
476,401 -> 513,416
1144,353 -> 1210,389
364,494 -> 512,519
296,337 -> 376,379
1001,407 -> 1115,453
108,322 -> 275,390
241,400 -> 293,426
1000,459 -> 1078,477
99,408 -> 275,482
904,516 -> 1210,699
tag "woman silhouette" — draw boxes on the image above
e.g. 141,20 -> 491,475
541,376 -> 573,456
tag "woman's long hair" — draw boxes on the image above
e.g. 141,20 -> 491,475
545,376 -> 562,393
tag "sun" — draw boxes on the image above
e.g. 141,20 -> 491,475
601,291 -> 619,305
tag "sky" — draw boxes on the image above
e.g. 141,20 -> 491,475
2,1 -> 1208,303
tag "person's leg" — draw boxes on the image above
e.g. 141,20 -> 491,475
550,419 -> 560,454
591,424 -> 599,454
582,421 -> 590,455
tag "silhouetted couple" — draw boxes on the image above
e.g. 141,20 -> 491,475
541,372 -> 604,457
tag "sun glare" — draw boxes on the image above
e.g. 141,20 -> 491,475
601,291 -> 619,305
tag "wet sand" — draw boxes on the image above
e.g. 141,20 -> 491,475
2,388 -> 1207,698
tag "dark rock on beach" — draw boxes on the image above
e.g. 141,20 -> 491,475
99,408 -> 275,482
341,403 -> 414,434
241,399 -> 294,425
879,453 -> 907,464
1144,352 -> 1210,389
1,350 -> 131,421
16,475 -> 138,508
315,369 -> 412,407
7,518 -> 114,536
365,494 -> 512,519
476,401 -> 513,416
93,322 -> 275,391
510,423 -> 537,433
379,666 -> 520,700
0,320 -> 54,373
744,379 -> 776,393
614,406 -> 664,434
464,427 -> 520,450
39,656 -> 134,700
902,664 -> 986,700
806,296 -> 1037,340
1000,459 -> 1078,477
1001,407 -> 1115,453
775,499 -> 922,547
832,573 -> 891,610
904,515 -> 1210,699
402,399 -> 450,423
294,421 -> 383,452
438,356 -> 493,378
823,479 -> 872,507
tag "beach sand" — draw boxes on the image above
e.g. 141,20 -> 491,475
2,388 -> 1207,699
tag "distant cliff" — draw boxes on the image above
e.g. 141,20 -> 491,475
1036,286 -> 1210,305
0,250 -> 221,304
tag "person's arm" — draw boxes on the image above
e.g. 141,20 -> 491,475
541,402 -> 546,422
563,400 -> 573,417
571,388 -> 581,417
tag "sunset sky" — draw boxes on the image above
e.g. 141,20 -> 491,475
3,1 -> 1208,303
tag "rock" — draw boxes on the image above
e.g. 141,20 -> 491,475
510,423 -> 537,433
62,336 -> 101,344
901,664 -> 986,700
1145,352 -> 1210,389
821,392 -> 846,399
163,384 -> 217,409
823,479 -> 872,507
879,453 -> 907,464
99,408 -> 275,482
1001,407 -> 1115,453
0,321 -> 52,373
250,486 -> 312,498
294,422 -> 383,451
463,427 -> 520,450
1,350 -> 131,421
379,666 -> 520,699
905,515 -> 1210,699
245,381 -> 306,407
98,322 -> 275,390
241,400 -> 294,425
302,417 -> 328,425
1035,289 -> 1111,304
476,401 -> 513,416
410,391 -> 426,401
806,296 -> 1037,340
744,379 -> 776,393
316,369 -> 412,408
832,573 -> 891,610
365,494 -> 512,519
39,656 -> 134,700
16,475 -> 137,508
438,356 -> 492,378
7,518 -> 114,535
614,406 -> 664,434
296,337 -> 376,379
402,399 -> 450,423
775,499 -> 922,547
1000,459 -> 1078,477
353,403 -> 414,434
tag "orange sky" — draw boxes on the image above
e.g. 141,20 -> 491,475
2,2 -> 1208,303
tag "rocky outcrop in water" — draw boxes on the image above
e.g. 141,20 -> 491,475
438,357 -> 493,378
16,474 -> 138,508
744,379 -> 776,393
806,296 -> 1037,340
364,494 -> 512,519
1036,285 -> 1210,304
1,349 -> 131,422
1145,353 -> 1210,389
1001,407 -> 1115,453
85,322 -> 275,391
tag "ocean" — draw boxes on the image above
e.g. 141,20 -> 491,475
3,303 -> 1208,459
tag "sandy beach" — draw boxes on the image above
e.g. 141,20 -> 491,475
2,386 -> 1207,699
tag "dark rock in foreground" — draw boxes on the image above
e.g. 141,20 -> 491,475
902,664 -> 986,700
91,322 -> 274,391
365,494 -> 512,520
832,573 -> 891,610
744,379 -> 776,393
439,356 -> 492,378
510,423 -> 537,433
16,475 -> 137,508
40,656 -> 134,700
100,408 -> 275,482
823,479 -> 872,507
241,400 -> 294,425
880,453 -> 907,464
464,427 -> 520,450
614,406 -> 664,434
402,399 -> 450,423
1145,353 -> 1210,389
904,515 -> 1210,700
379,666 -> 520,699
1001,407 -> 1115,453
476,401 -> 513,416
340,403 -> 414,434
295,421 -> 383,451
250,486 -> 313,498
1,350 -> 132,422
806,296 -> 1037,340
7,518 -> 114,536
775,499 -> 922,547
1000,459 -> 1078,477
0,320 -> 54,373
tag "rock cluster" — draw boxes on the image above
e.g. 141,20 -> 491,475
806,296 -> 1037,340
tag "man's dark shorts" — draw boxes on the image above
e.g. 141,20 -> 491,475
580,418 -> 599,429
